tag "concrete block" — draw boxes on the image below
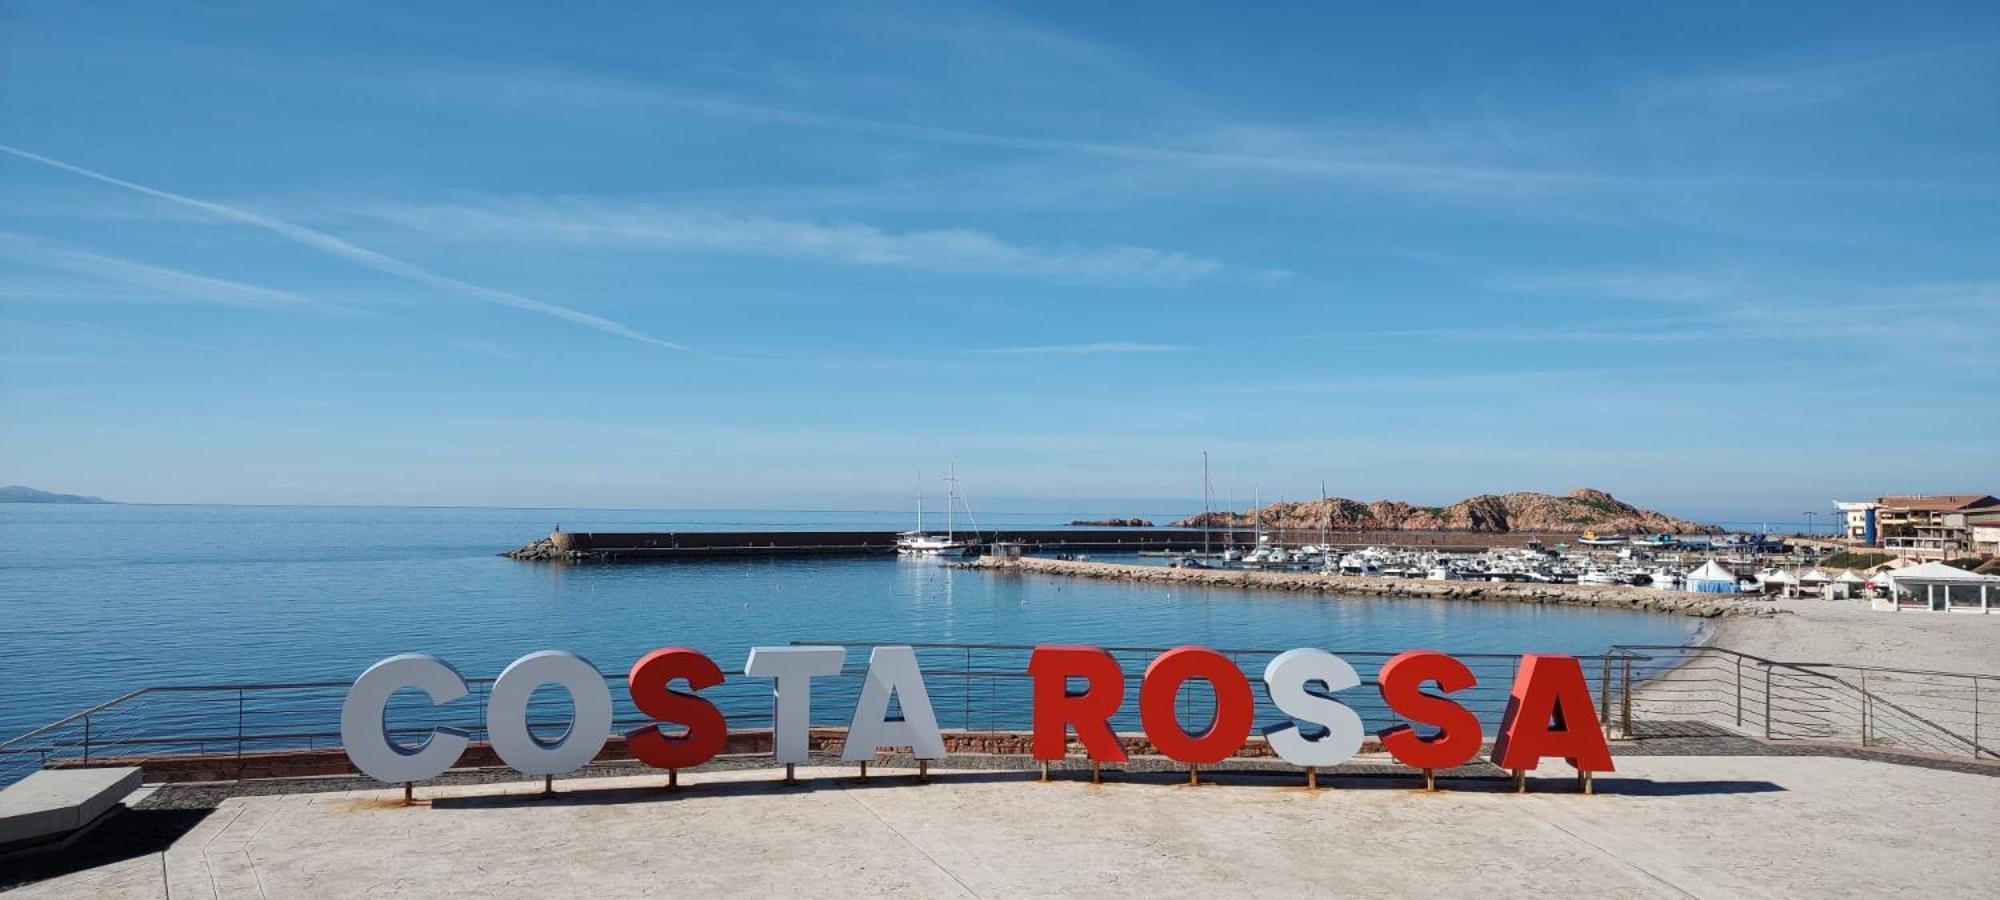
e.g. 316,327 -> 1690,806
0,767 -> 142,848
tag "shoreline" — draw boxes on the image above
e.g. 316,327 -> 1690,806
967,556 -> 1771,619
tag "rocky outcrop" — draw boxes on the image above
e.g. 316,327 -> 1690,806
503,537 -> 577,561
1175,487 -> 1716,535
1068,518 -> 1155,527
969,556 -> 1770,619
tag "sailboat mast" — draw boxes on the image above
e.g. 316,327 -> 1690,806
1201,451 -> 1212,556
915,470 -> 924,534
1321,479 -> 1329,549
945,462 -> 956,541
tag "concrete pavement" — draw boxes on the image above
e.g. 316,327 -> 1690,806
10,755 -> 1998,898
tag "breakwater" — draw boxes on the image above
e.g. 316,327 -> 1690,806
506,528 -> 1256,561
505,528 -> 1577,561
969,556 -> 1771,619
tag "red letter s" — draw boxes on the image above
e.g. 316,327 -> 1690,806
626,647 -> 727,769
1377,650 -> 1483,770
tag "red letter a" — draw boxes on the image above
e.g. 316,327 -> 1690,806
1491,654 -> 1614,773
1029,646 -> 1128,762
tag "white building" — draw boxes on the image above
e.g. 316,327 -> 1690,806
1873,562 -> 2000,613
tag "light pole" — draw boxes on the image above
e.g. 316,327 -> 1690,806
1801,512 -> 1818,538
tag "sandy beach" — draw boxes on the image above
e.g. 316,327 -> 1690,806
1708,598 -> 2000,674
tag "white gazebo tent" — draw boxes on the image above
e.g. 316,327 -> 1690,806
1687,560 -> 1740,594
1878,562 -> 2000,613
1831,569 -> 1867,600
1760,568 -> 1802,597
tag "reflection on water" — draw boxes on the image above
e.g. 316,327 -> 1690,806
0,504 -> 1703,738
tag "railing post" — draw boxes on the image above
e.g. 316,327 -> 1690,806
1973,675 -> 1982,760
1734,655 -> 1743,727
1858,669 -> 1868,748
83,714 -> 91,765
1598,657 -> 1612,734
236,689 -> 247,770
1763,666 -> 1773,740
1620,656 -> 1632,737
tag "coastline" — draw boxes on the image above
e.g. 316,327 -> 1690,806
966,556 -> 1770,619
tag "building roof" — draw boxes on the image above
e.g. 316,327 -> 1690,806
1688,560 -> 1737,582
1874,494 -> 2000,512
1882,562 -> 2000,585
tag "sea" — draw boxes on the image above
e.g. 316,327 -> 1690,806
0,504 -> 1705,749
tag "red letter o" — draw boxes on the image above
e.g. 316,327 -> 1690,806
1139,647 -> 1253,764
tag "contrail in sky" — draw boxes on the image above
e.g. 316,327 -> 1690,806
0,143 -> 689,351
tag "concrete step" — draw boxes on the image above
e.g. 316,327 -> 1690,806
0,766 -> 143,852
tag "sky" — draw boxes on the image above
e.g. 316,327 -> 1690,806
2,1 -> 1996,521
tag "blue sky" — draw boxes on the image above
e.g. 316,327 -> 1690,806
2,2 -> 1996,520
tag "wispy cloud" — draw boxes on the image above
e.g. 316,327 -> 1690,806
448,337 -> 516,359
363,200 -> 1239,284
975,342 -> 1188,356
1646,41 -> 2000,109
1493,270 -> 1741,304
0,145 -> 689,351
0,232 -> 316,308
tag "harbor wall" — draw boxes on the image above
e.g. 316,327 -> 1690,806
510,528 -> 1576,561
969,556 -> 1771,619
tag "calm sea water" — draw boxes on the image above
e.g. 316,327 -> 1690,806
0,504 -> 1704,741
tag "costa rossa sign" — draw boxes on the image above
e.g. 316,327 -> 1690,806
339,644 -> 1613,789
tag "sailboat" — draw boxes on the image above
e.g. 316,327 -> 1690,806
897,465 -> 975,557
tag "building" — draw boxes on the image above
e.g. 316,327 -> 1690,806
1872,561 -> 2000,613
1969,509 -> 2000,557
1833,494 -> 1999,560
1833,500 -> 1880,544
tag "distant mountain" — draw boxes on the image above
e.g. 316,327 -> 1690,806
1174,487 -> 1717,534
0,485 -> 111,504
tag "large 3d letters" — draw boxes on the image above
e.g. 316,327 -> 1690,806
487,650 -> 614,776
1491,654 -> 1614,773
1260,648 -> 1365,767
842,645 -> 947,761
1139,647 -> 1254,764
1377,650 -> 1483,770
626,647 -> 727,770
745,645 -> 846,764
1029,645 -> 1128,762
340,653 -> 472,783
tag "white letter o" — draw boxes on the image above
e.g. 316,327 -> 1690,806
486,650 -> 614,776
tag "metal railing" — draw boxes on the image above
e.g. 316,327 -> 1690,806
1612,645 -> 1995,759
2,641 -> 1991,788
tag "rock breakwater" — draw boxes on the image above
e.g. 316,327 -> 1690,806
969,556 -> 1770,619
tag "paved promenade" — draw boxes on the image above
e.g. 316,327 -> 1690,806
11,754 -> 1997,897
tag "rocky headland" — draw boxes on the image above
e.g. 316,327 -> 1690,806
1176,487 -> 1716,535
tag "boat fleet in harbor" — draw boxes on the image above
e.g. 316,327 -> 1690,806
1164,533 -> 1799,594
